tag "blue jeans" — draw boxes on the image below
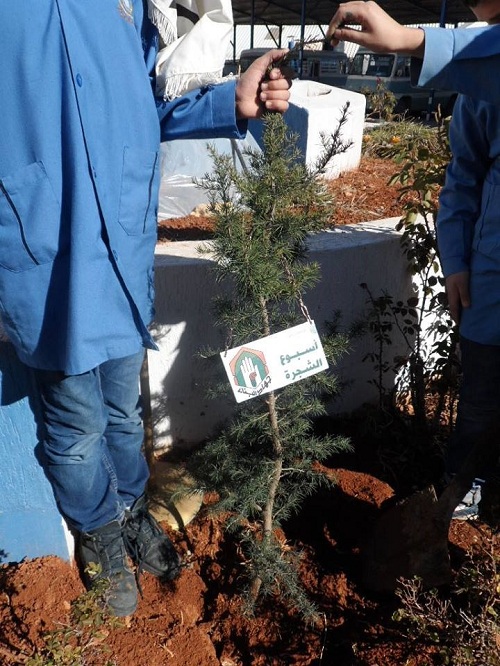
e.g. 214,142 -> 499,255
447,337 -> 500,477
33,351 -> 149,533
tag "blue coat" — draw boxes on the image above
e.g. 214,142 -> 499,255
415,25 -> 500,105
0,0 -> 245,374
437,94 -> 500,345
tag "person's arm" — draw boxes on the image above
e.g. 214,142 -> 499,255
414,26 -> 500,104
153,50 -> 290,142
436,96 -> 490,323
326,0 -> 425,57
326,1 -> 500,104
327,1 -> 425,56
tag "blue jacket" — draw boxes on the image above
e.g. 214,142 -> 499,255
437,94 -> 500,345
415,25 -> 500,105
409,25 -> 500,343
0,0 -> 245,374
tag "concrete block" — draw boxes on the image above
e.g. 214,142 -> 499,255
249,80 -> 366,178
149,218 -> 413,451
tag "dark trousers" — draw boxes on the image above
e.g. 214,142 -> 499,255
447,336 -> 500,479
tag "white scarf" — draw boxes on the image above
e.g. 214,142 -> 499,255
147,0 -> 234,100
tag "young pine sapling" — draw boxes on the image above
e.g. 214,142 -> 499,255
188,110 -> 353,619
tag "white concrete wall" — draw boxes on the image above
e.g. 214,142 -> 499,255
149,217 -> 415,451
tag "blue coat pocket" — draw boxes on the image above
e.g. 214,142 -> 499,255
0,161 -> 61,272
118,146 -> 158,235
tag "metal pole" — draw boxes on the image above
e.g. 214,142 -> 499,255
439,0 -> 448,26
250,0 -> 255,48
299,0 -> 307,78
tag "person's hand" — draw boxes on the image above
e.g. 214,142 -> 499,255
326,1 -> 425,57
445,271 -> 471,324
235,49 -> 291,119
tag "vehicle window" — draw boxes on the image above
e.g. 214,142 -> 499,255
394,56 -> 411,78
318,57 -> 347,75
365,54 -> 394,77
350,53 -> 368,75
349,53 -> 395,77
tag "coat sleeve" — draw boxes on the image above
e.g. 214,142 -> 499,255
412,25 -> 500,105
155,81 -> 247,142
436,96 -> 491,277
137,0 -> 247,142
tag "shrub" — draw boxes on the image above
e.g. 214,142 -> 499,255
393,541 -> 500,665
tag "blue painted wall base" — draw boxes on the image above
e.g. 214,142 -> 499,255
0,510 -> 70,564
0,341 -> 71,564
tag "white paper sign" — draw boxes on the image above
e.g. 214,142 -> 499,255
220,321 -> 328,403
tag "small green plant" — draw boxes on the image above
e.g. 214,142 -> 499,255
363,119 -> 459,417
360,285 -> 420,411
390,114 -> 459,428
393,542 -> 500,665
362,120 -> 440,160
361,78 -> 396,121
356,116 -> 460,488
188,111 -> 353,620
26,566 -> 123,666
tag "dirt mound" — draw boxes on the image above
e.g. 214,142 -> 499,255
0,467 -> 494,666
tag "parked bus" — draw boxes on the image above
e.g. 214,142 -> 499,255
344,48 -> 457,116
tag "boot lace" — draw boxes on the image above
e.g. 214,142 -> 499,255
91,529 -> 127,576
124,504 -> 180,588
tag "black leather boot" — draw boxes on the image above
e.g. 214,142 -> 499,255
79,519 -> 138,617
124,495 -> 181,581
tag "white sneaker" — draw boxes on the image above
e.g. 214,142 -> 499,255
452,478 -> 485,521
